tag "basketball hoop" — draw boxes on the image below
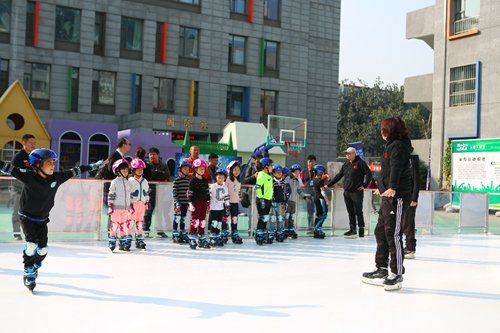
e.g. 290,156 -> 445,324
284,141 -> 301,158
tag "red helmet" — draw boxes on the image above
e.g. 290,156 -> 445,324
130,158 -> 146,169
112,159 -> 129,174
192,158 -> 207,169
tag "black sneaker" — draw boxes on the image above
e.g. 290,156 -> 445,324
156,232 -> 169,238
404,249 -> 415,259
383,273 -> 403,291
362,267 -> 388,286
344,228 -> 357,239
358,228 -> 365,238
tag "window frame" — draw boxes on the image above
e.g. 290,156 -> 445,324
179,26 -> 200,67
54,5 -> 82,52
0,58 -> 8,95
91,70 -> 116,114
0,0 -> 11,43
23,62 -> 51,109
120,16 -> 144,60
228,34 -> 247,73
94,12 -> 106,55
153,77 -> 175,113
449,63 -> 477,107
263,0 -> 281,26
226,85 -> 245,119
448,0 -> 480,40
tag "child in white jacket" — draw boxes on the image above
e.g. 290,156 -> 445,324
129,158 -> 149,249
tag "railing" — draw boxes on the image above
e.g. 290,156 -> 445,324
450,89 -> 476,107
454,16 -> 479,35
0,177 -> 497,242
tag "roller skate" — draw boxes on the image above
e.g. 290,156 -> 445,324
282,228 -> 290,239
289,228 -> 298,239
119,235 -> 129,251
199,235 -> 211,249
266,230 -> 274,244
180,230 -> 190,244
255,229 -> 266,245
23,265 -> 38,292
313,228 -> 325,239
125,234 -> 132,251
189,235 -> 198,250
275,228 -> 285,242
209,233 -> 224,247
109,235 -> 117,252
231,230 -> 243,244
221,230 -> 229,244
172,231 -> 181,244
135,234 -> 146,249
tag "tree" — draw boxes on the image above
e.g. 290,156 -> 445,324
338,78 -> 431,158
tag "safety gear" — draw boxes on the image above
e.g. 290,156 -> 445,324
260,157 -> 273,167
192,158 -> 207,169
272,164 -> 283,173
130,158 -> 146,170
290,164 -> 302,172
179,160 -> 192,168
89,160 -> 105,171
216,168 -> 228,179
282,167 -> 290,176
29,149 -> 57,167
112,159 -> 129,175
313,164 -> 326,175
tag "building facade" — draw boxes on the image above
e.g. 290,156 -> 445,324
0,0 -> 340,163
405,0 -> 499,189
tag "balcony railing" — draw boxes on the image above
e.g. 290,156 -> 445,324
454,16 -> 479,35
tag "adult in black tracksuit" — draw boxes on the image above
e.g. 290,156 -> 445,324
403,153 -> 420,258
327,147 -> 372,238
362,117 -> 413,291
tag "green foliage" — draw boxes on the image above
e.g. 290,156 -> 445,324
337,78 -> 431,157
442,141 -> 452,190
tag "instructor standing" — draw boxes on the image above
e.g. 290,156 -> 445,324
328,147 -> 372,238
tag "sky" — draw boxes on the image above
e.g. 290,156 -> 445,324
339,0 -> 436,86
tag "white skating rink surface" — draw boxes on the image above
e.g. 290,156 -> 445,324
1,235 -> 500,333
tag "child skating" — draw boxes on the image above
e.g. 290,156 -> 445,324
188,158 -> 211,249
225,160 -> 243,244
0,148 -> 104,292
128,158 -> 149,250
108,159 -> 133,252
311,164 -> 328,239
270,165 -> 290,242
285,164 -> 309,239
208,169 -> 230,247
172,160 -> 191,244
254,157 -> 274,245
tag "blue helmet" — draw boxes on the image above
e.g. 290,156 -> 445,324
290,164 -> 302,172
282,167 -> 290,176
216,168 -> 228,179
272,164 -> 283,173
29,148 -> 57,166
260,157 -> 273,167
313,164 -> 326,175
178,160 -> 191,168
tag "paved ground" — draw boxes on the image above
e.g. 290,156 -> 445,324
1,235 -> 499,333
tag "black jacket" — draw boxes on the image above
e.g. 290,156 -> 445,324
102,150 -> 123,180
377,138 -> 413,198
409,154 -> 421,202
0,160 -> 93,221
328,156 -> 372,192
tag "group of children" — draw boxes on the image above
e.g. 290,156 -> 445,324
254,158 -> 330,245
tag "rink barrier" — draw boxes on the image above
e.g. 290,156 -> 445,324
0,177 -> 494,241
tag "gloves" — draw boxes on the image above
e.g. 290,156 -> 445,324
108,204 -> 114,215
174,202 -> 181,214
188,203 -> 195,212
89,160 -> 105,171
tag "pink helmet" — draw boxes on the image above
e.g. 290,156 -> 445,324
192,158 -> 207,169
112,159 -> 129,174
226,160 -> 240,173
130,158 -> 146,169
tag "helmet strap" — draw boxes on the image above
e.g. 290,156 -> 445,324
33,164 -> 50,178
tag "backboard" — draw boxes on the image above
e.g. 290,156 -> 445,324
266,115 -> 307,149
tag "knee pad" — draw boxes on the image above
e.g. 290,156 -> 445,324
263,215 -> 270,223
191,219 -> 199,228
231,216 -> 238,225
37,246 -> 48,256
200,220 -> 206,228
25,242 -> 38,256
211,220 -> 218,230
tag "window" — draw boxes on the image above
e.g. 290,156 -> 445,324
70,67 -> 79,112
264,0 -> 280,21
155,22 -> 168,63
452,0 -> 480,35
153,77 -> 175,113
265,40 -> 279,70
227,86 -> 245,118
0,58 -> 8,95
25,1 -> 35,46
134,74 -> 141,113
231,0 -> 246,14
55,6 -> 81,51
94,12 -> 105,55
260,90 -> 277,119
0,0 -> 11,43
229,35 -> 246,66
92,70 -> 115,114
192,81 -> 198,116
1,140 -> 22,161
121,17 -> 143,59
59,132 -> 82,170
178,0 -> 199,4
23,62 -> 50,109
179,27 -> 199,67
88,133 -> 109,177
450,64 -> 476,107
